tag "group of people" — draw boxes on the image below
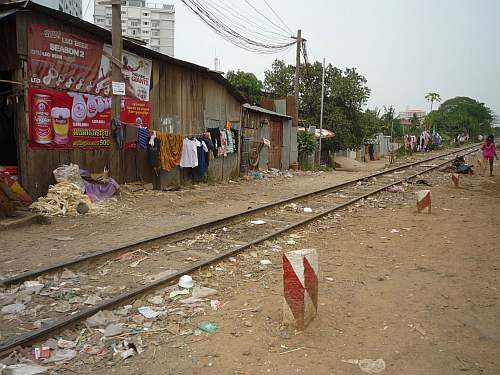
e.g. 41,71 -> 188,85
455,133 -> 470,144
404,130 -> 442,154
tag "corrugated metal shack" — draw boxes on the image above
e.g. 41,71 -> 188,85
0,1 -> 245,198
241,103 -> 296,172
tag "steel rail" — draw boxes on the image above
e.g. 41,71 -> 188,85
0,146 -> 480,354
0,144 -> 479,287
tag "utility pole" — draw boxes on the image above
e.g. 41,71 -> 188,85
99,0 -> 123,179
111,0 -> 123,120
318,57 -> 325,166
293,29 -> 301,128
390,118 -> 394,164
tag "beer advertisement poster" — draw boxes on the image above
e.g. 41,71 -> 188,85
27,23 -> 153,100
28,88 -> 150,150
29,88 -> 111,149
27,23 -> 152,150
27,24 -> 103,94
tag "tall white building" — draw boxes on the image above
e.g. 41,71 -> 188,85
33,0 -> 82,17
94,1 -> 175,57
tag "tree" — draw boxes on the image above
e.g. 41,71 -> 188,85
381,105 -> 396,135
263,60 -> 294,98
425,92 -> 441,113
226,70 -> 263,104
264,59 -> 372,150
410,112 -> 420,127
297,130 -> 316,160
426,96 -> 494,139
425,92 -> 441,133
359,109 -> 385,141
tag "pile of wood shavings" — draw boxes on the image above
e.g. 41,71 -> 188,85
30,181 -> 91,216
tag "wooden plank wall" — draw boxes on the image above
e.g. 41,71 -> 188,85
242,110 -> 270,171
0,15 -> 18,71
155,64 -> 242,186
15,13 -> 116,198
14,13 -> 243,197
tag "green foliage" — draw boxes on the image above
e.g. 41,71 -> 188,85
360,109 -> 385,141
298,158 -> 314,171
410,112 -> 420,127
381,105 -> 395,124
391,119 -> 405,139
263,60 -> 294,98
297,130 -> 316,159
264,59 -> 375,150
226,70 -> 263,104
427,96 -> 494,139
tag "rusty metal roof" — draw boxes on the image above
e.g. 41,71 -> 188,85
243,103 -> 292,119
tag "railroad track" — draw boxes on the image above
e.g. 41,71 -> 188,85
0,145 -> 480,354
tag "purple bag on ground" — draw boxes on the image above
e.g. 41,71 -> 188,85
80,169 -> 120,202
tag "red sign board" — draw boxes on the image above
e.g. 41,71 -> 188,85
27,23 -> 152,150
28,87 -> 150,149
28,24 -> 153,101
28,23 -> 104,94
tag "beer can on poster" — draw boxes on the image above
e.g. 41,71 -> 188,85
32,93 -> 53,144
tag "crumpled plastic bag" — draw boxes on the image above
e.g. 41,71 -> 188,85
53,164 -> 85,192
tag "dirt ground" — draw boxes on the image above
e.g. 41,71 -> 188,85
82,155 -> 497,375
0,157 -> 396,276
1,149 -> 499,375
0,150 -> 459,277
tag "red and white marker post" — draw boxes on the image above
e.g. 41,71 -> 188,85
282,248 -> 319,329
416,189 -> 432,213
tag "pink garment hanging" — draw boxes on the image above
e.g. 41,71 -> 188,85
218,130 -> 227,157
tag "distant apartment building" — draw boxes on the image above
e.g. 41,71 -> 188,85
397,109 -> 426,126
33,0 -> 82,17
94,0 -> 175,57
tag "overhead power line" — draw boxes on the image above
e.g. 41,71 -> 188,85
243,0 -> 290,36
301,40 -> 309,65
204,0 -> 291,40
203,0 -> 292,44
262,0 -> 293,35
180,0 -> 296,54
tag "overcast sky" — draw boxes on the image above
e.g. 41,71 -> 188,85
83,0 -> 500,118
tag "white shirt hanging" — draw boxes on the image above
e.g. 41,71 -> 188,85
180,138 -> 199,168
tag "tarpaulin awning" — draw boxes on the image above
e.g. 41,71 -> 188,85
298,127 -> 335,138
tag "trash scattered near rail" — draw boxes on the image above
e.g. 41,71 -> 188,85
0,146 -> 491,374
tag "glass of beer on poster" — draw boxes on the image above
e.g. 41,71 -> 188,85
51,107 -> 71,145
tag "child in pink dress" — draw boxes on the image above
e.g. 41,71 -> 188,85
482,135 -> 498,176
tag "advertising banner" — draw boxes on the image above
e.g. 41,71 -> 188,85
27,23 -> 104,94
28,24 -> 152,101
28,87 -> 150,150
27,23 -> 153,150
121,97 -> 151,149
100,44 -> 152,101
